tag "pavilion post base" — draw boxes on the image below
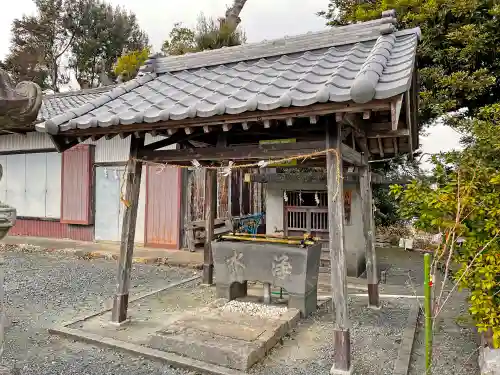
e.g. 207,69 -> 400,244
368,283 -> 380,309
202,264 -> 214,285
111,293 -> 129,323
216,281 -> 248,300
330,329 -> 352,375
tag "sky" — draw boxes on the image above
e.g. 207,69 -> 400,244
0,0 -> 461,166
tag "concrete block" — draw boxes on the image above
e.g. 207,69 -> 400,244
212,241 -> 321,317
149,302 -> 300,371
479,346 -> 500,375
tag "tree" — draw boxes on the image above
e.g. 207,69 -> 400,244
162,14 -> 246,56
320,0 -> 500,350
67,1 -> 149,88
194,14 -> 246,51
4,0 -> 72,91
391,105 -> 500,348
113,47 -> 150,82
4,0 -> 149,91
319,0 -> 500,128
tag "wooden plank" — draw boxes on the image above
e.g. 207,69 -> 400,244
203,169 -> 217,284
366,128 -> 409,138
112,136 -> 145,323
391,94 -> 403,131
143,132 -> 198,150
138,141 -> 363,166
325,119 -> 351,373
359,161 -> 379,308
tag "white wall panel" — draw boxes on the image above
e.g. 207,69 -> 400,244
25,154 -> 47,217
0,152 -> 61,218
45,153 -> 62,218
0,156 -> 7,203
6,154 -> 26,216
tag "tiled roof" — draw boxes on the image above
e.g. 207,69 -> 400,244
38,12 -> 421,135
38,86 -> 115,121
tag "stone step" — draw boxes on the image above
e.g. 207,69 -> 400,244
149,302 -> 300,371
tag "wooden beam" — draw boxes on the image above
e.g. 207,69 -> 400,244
49,135 -> 78,153
138,141 -> 363,166
326,119 -> 351,374
247,171 -> 408,185
203,168 -> 216,284
359,162 -> 379,308
59,100 -> 392,138
405,89 -> 414,155
377,137 -> 384,157
367,128 -> 409,138
391,94 -> 403,131
111,136 -> 145,323
143,131 -> 199,151
393,138 -> 399,155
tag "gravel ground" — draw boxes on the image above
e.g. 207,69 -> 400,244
409,290 -> 480,375
0,250 -> 198,375
250,297 -> 413,375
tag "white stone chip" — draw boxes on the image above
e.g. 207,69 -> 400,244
220,300 -> 288,319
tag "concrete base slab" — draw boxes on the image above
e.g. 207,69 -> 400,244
149,299 -> 300,371
330,365 -> 353,375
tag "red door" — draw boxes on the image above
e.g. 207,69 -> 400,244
145,166 -> 182,249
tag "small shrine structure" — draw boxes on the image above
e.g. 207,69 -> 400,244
36,10 -> 421,374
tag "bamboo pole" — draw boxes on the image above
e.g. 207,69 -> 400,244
424,253 -> 433,375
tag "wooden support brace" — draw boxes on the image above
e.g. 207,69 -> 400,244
203,169 -> 217,285
377,137 -> 384,158
391,94 -> 403,131
167,128 -> 177,135
285,118 -> 294,127
241,122 -> 251,130
263,119 -> 271,128
222,124 -> 232,132
185,127 -> 193,135
359,162 -> 380,309
111,136 -> 145,323
326,120 -> 352,374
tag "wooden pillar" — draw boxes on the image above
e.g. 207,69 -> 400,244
111,136 -> 144,323
203,168 -> 217,284
326,121 -> 352,374
359,162 -> 380,308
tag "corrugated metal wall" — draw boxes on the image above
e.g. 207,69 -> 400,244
0,132 -> 175,164
145,166 -> 182,249
0,132 -> 54,152
10,219 -> 93,241
61,145 -> 94,224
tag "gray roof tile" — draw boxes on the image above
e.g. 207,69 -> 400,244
39,15 -> 421,135
38,85 -> 114,121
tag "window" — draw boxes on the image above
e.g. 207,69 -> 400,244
0,153 -> 62,218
